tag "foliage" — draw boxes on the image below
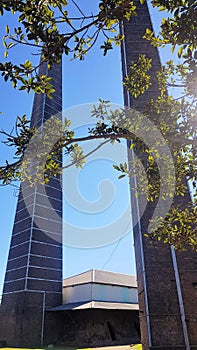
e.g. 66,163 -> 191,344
0,0 -> 197,249
123,54 -> 152,98
0,0 -> 140,94
147,0 -> 197,56
148,204 -> 197,250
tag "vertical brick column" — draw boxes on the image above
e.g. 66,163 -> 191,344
121,1 -> 197,349
0,60 -> 63,347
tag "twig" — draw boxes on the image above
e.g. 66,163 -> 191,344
62,139 -> 110,169
71,0 -> 86,17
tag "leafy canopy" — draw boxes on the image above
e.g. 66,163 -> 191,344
0,0 -> 197,250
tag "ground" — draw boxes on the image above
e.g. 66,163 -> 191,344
2,345 -> 142,350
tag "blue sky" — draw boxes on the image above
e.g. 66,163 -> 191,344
0,1 -> 167,296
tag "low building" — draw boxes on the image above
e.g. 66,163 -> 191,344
48,269 -> 140,347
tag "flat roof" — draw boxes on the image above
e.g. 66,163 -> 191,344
49,301 -> 139,311
63,269 -> 137,288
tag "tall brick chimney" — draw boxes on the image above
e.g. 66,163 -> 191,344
0,60 -> 63,347
121,1 -> 197,349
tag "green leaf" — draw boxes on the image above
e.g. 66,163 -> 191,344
7,42 -> 14,49
5,25 -> 9,34
130,143 -> 135,150
113,164 -> 120,171
118,174 -> 126,179
178,46 -> 184,58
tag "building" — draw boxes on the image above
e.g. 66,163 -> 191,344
48,269 -> 140,347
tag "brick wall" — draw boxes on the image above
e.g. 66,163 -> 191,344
121,1 -> 197,349
0,59 -> 63,347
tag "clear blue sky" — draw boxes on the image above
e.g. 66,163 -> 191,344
0,1 -> 167,296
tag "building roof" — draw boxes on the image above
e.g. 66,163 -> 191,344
49,301 -> 139,312
63,269 -> 137,288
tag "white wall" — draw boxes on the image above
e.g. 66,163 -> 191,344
93,284 -> 138,303
63,283 -> 138,304
63,283 -> 92,304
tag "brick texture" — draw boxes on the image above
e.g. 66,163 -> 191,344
0,59 -> 63,347
121,1 -> 197,349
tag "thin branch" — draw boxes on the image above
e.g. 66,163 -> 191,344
0,181 -> 20,189
0,129 -> 14,138
174,93 -> 190,101
71,0 -> 86,17
62,139 -> 110,169
69,15 -> 97,20
62,131 -> 134,147
167,82 -> 186,88
85,29 -> 100,54
10,37 -> 43,49
53,0 -> 77,31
